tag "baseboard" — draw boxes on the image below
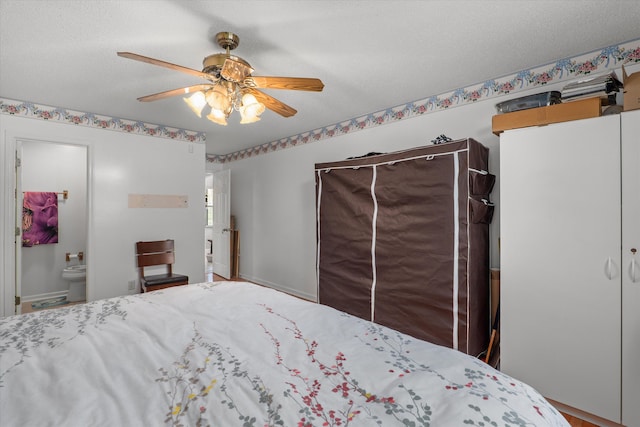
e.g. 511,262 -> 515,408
237,274 -> 316,302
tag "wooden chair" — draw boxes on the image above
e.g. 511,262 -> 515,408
136,240 -> 188,292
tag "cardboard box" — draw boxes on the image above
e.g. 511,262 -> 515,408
492,97 -> 602,135
623,65 -> 640,111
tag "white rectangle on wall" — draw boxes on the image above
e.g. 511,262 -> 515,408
128,194 -> 188,208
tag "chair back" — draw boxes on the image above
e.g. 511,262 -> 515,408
136,239 -> 176,276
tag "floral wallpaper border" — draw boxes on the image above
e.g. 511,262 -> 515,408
0,99 -> 206,143
209,38 -> 640,163
1,39 -> 639,161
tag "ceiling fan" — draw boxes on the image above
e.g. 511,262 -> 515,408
117,31 -> 324,125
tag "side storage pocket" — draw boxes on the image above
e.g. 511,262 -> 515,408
469,197 -> 495,224
470,169 -> 496,197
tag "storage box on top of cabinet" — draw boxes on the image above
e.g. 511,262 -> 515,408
315,138 -> 495,356
491,96 -> 602,135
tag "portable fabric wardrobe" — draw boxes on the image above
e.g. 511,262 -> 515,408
315,138 -> 494,356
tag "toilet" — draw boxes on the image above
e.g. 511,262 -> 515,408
62,264 -> 86,302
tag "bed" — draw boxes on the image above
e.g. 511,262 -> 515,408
0,281 -> 568,426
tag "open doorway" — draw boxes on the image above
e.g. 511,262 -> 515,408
204,169 -> 235,281
205,173 -> 214,277
14,139 -> 89,315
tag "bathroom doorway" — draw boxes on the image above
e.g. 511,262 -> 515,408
14,139 -> 89,314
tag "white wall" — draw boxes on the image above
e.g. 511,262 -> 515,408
20,140 -> 87,297
226,63 -> 640,301
1,114 -> 206,315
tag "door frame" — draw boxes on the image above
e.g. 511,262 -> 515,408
1,133 -> 92,316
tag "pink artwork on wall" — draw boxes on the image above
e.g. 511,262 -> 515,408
22,191 -> 58,247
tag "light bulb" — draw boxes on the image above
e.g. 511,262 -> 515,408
206,108 -> 228,126
183,92 -> 207,117
205,84 -> 231,112
239,93 -> 265,124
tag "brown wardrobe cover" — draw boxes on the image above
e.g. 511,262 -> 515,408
315,138 -> 494,356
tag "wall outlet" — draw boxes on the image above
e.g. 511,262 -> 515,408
128,280 -> 136,291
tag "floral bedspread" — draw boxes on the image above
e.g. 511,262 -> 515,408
0,282 -> 569,426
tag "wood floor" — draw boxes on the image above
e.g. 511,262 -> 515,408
208,272 -> 242,282
562,413 -> 599,427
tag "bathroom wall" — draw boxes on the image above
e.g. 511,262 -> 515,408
20,140 -> 87,298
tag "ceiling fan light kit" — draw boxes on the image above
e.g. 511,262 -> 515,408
183,91 -> 207,117
239,93 -> 265,124
118,31 -> 324,126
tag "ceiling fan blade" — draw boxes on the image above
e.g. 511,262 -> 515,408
246,88 -> 297,117
246,76 -> 324,92
137,84 -> 213,102
117,52 -> 212,80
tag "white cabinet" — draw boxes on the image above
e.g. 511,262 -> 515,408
500,110 -> 640,426
621,110 -> 640,426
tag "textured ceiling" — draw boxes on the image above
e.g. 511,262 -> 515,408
2,0 -> 640,155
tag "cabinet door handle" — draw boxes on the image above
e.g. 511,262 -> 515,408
605,257 -> 614,280
631,259 -> 639,283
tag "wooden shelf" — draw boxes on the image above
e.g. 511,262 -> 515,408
492,97 -> 603,135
